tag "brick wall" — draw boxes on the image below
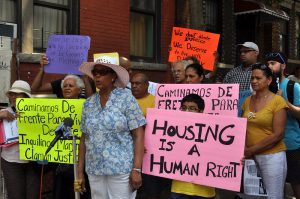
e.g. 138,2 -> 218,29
222,0 -> 236,65
80,0 -> 130,60
161,0 -> 176,64
20,1 -> 176,86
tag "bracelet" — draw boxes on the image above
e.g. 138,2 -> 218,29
132,168 -> 142,173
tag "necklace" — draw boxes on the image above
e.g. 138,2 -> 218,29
248,93 -> 270,119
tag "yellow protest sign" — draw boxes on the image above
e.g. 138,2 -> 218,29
93,52 -> 119,64
16,98 -> 85,164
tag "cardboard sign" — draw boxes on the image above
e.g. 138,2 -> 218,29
155,84 -> 239,116
16,98 -> 85,164
93,52 -> 119,64
168,27 -> 220,71
142,108 -> 247,191
45,35 -> 90,75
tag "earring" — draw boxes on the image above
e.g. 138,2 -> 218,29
112,79 -> 115,82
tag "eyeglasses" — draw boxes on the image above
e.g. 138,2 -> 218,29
265,53 -> 286,64
91,68 -> 114,76
240,50 -> 255,54
180,106 -> 199,112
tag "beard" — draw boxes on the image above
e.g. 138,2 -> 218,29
272,68 -> 282,82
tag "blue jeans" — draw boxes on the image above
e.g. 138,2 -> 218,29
170,192 -> 214,199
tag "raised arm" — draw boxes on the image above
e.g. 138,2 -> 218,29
31,55 -> 52,93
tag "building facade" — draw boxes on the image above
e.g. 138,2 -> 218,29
1,0 -> 300,92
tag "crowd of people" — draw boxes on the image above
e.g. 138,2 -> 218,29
0,41 -> 300,199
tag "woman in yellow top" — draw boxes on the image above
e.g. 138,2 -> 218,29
242,63 -> 287,199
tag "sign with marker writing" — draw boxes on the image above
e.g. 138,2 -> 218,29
45,35 -> 90,75
16,98 -> 85,164
155,84 -> 239,116
142,108 -> 247,191
168,27 -> 220,71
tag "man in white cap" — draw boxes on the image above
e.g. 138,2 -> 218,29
223,42 -> 259,91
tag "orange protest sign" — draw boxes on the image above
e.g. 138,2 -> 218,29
168,27 -> 220,71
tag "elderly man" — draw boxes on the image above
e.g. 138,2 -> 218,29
223,42 -> 259,91
131,73 -> 155,116
171,60 -> 189,84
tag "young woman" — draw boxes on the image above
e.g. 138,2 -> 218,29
185,63 -> 204,84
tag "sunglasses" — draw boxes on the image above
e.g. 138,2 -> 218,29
265,53 -> 285,64
91,68 -> 114,76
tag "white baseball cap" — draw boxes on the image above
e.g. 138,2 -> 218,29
237,42 -> 259,52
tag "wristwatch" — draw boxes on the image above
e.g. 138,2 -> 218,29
132,168 -> 142,173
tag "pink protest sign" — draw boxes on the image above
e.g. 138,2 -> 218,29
142,108 -> 247,191
155,84 -> 239,116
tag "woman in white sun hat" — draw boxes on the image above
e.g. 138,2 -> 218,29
0,80 -> 41,199
77,62 -> 146,199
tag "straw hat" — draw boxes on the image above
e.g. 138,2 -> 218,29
6,80 -> 32,98
79,62 -> 129,88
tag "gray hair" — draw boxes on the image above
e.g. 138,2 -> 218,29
61,75 -> 85,89
172,60 -> 190,70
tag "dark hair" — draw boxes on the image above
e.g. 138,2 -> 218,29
251,63 -> 278,93
186,63 -> 204,77
181,94 -> 205,111
184,56 -> 199,64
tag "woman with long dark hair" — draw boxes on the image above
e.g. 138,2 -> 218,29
242,63 -> 287,199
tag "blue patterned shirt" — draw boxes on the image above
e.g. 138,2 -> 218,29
80,88 -> 146,175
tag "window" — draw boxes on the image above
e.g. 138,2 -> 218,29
130,0 -> 161,62
0,0 -> 16,23
205,0 -> 221,33
33,0 -> 78,52
279,20 -> 288,55
296,15 -> 300,58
